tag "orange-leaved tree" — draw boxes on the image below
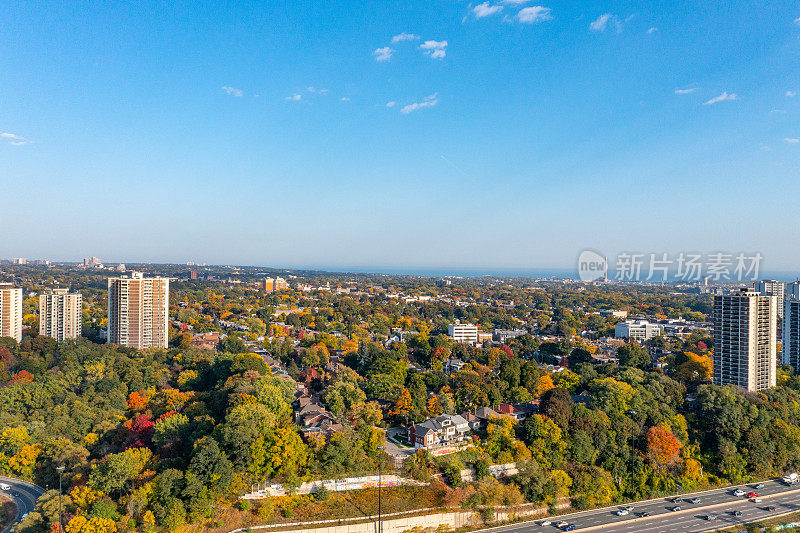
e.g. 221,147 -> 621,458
646,425 -> 682,470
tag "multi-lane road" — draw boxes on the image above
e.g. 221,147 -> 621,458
0,476 -> 45,533
492,479 -> 800,533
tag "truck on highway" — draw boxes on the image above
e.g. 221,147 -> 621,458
0,483 -> 10,491
782,472 -> 798,484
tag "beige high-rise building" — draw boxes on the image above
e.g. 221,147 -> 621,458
39,288 -> 83,341
713,288 -> 777,392
107,272 -> 169,349
0,283 -> 23,343
261,276 -> 288,292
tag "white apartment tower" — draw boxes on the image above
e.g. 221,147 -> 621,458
39,288 -> 83,341
755,280 -> 785,319
107,272 -> 169,349
713,288 -> 777,392
0,283 -> 23,343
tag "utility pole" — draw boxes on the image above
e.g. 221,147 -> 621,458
56,465 -> 65,533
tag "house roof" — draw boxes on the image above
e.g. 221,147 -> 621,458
475,406 -> 500,419
449,414 -> 469,426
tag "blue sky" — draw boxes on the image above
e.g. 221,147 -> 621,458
2,1 -> 799,273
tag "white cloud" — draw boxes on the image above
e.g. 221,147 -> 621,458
401,94 -> 438,114
373,46 -> 394,62
787,91 -> 797,97
674,87 -> 699,94
647,27 -> 658,34
307,86 -> 328,94
473,2 -> 503,18
392,32 -> 420,43
590,13 -> 611,31
420,40 -> 448,59
340,97 -> 350,102
703,92 -> 737,105
0,132 -> 28,146
517,6 -> 552,23
285,94 -> 302,101
221,86 -> 243,97
785,138 -> 800,143
795,16 -> 800,26
503,0 -> 529,4
590,13 -> 622,32
386,101 -> 396,108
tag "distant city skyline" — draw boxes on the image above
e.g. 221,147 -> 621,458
2,1 -> 799,269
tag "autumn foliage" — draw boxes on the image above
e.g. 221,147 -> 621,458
646,425 -> 682,469
10,370 -> 34,384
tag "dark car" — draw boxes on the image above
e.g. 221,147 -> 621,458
732,510 -> 743,517
689,498 -> 701,504
702,515 -> 716,521
765,506 -> 776,511
563,525 -> 575,531
670,506 -> 682,512
637,511 -> 650,517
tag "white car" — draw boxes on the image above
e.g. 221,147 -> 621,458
615,510 -> 629,516
0,483 -> 10,491
556,521 -> 569,528
540,521 -> 552,527
751,498 -> 762,503
734,489 -> 746,496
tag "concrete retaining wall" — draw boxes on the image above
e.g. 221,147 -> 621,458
229,501 -> 557,533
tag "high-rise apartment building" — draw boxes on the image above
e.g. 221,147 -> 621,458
39,288 -> 83,341
107,272 -> 169,349
261,276 -> 288,292
0,283 -> 23,343
783,282 -> 800,372
713,288 -> 777,392
755,280 -> 785,319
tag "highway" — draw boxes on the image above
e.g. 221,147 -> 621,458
490,479 -> 800,533
0,476 -> 45,533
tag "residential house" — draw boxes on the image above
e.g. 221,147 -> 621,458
191,332 -> 220,350
408,414 -> 470,448
495,402 -> 539,422
443,357 -> 467,374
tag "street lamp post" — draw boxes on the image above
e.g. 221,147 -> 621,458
56,465 -> 65,533
377,445 -> 384,533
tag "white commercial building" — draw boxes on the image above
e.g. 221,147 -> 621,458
0,283 -> 23,343
448,321 -> 478,344
39,288 -> 83,341
614,320 -> 663,341
713,288 -> 777,392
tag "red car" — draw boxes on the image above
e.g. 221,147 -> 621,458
747,492 -> 759,498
